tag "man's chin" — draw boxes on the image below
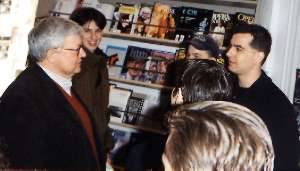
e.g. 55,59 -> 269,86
84,46 -> 96,53
228,65 -> 235,72
74,68 -> 81,74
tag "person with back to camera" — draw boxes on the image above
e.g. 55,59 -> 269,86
171,59 -> 233,106
125,59 -> 232,170
0,17 -> 105,170
69,7 -> 114,163
226,23 -> 300,170
163,101 -> 275,171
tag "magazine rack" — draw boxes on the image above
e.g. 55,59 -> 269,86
103,31 -> 180,47
109,76 -> 173,90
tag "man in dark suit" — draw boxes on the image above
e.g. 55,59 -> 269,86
0,17 -> 105,170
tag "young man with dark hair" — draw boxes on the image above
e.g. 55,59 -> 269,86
70,7 -> 107,53
227,23 -> 300,170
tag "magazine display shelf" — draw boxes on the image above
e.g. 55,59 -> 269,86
43,0 -> 258,133
109,121 -> 166,135
174,0 -> 257,9
103,32 -> 180,47
109,76 -> 174,90
102,0 -> 258,137
104,31 -> 229,52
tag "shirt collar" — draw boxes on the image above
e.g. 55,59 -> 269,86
38,63 -> 72,95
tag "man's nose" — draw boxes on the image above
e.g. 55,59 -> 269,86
90,31 -> 98,39
226,47 -> 233,58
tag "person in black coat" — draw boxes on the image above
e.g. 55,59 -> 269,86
0,17 -> 105,170
226,23 -> 300,170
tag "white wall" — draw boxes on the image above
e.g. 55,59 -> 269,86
256,0 -> 300,101
0,0 -> 39,96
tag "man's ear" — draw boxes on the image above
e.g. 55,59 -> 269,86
255,51 -> 265,64
45,48 -> 58,63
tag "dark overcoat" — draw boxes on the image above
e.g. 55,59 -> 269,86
0,63 -> 105,170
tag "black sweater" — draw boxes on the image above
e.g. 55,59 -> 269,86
232,71 -> 300,170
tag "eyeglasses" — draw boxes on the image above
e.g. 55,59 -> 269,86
63,45 -> 84,55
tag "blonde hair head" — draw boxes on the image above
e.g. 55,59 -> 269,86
165,101 -> 274,171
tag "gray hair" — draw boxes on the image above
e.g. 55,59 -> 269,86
28,16 -> 83,61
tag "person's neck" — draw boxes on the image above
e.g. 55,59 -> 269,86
38,62 -> 73,95
238,68 -> 262,88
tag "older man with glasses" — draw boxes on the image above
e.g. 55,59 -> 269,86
0,17 -> 105,170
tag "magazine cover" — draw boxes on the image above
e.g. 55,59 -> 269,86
123,92 -> 146,124
234,12 -> 255,25
143,56 -> 160,84
110,3 -> 137,34
105,45 -> 128,77
133,3 -> 153,36
108,86 -> 132,123
195,8 -> 214,34
164,6 -> 177,40
175,7 -> 213,41
136,90 -> 171,128
121,46 -> 151,81
149,50 -> 175,85
175,48 -> 186,60
144,2 -> 173,39
209,12 -> 234,47
293,69 -> 300,130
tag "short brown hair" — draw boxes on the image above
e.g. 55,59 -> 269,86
165,101 -> 274,171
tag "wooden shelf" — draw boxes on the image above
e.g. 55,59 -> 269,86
109,121 -> 166,135
109,76 -> 174,90
103,32 -> 181,47
169,0 -> 257,9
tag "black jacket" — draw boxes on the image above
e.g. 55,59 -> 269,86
232,71 -> 300,170
0,63 -> 105,170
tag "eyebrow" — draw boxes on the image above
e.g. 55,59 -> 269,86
83,27 -> 101,31
232,44 -> 245,49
